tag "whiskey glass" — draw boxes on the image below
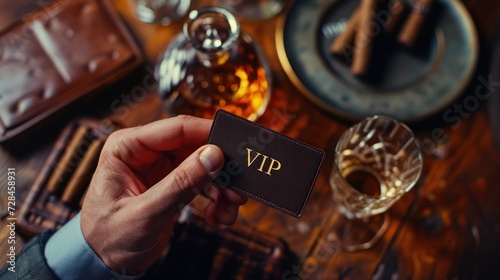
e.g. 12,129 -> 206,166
329,115 -> 423,251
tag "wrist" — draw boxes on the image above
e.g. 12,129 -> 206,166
45,213 -> 144,280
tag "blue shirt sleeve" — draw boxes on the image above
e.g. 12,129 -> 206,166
44,213 -> 142,280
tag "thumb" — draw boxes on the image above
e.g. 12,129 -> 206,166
142,144 -> 224,216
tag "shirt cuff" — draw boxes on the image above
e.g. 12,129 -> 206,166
44,213 -> 142,280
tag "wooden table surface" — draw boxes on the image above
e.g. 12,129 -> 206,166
1,0 -> 500,279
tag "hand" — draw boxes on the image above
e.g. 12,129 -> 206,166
80,115 -> 247,275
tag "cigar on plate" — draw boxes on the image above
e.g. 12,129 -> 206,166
46,126 -> 94,195
330,8 -> 361,59
61,139 -> 104,205
351,0 -> 379,76
398,0 -> 435,47
384,0 -> 409,34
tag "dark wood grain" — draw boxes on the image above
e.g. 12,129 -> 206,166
1,0 -> 499,279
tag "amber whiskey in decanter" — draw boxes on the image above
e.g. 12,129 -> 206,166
156,6 -> 271,120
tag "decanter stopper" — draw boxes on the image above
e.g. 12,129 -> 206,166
156,6 -> 271,121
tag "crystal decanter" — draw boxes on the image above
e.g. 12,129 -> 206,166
156,6 -> 271,120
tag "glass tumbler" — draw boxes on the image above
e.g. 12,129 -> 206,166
329,115 -> 423,251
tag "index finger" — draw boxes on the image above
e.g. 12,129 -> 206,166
120,115 -> 213,153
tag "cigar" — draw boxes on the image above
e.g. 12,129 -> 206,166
398,0 -> 435,47
352,0 -> 378,76
330,9 -> 361,57
46,126 -> 94,195
61,139 -> 104,205
384,0 -> 408,34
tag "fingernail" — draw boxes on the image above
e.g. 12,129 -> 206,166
200,146 -> 222,174
206,183 -> 219,201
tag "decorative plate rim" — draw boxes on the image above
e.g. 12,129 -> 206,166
275,0 -> 479,122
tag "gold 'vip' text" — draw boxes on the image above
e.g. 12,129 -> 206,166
246,148 -> 281,176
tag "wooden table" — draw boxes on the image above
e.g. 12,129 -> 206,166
1,0 -> 500,279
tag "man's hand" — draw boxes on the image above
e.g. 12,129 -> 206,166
80,115 -> 247,275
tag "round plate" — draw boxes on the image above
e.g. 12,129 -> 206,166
276,0 -> 478,122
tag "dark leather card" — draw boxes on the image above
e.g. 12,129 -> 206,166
207,110 -> 325,218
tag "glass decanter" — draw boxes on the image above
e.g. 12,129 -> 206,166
156,6 -> 272,121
